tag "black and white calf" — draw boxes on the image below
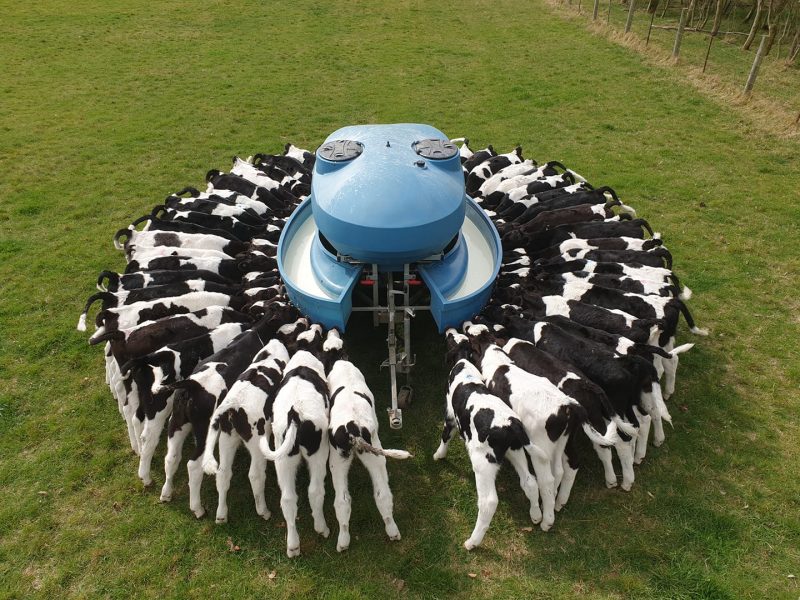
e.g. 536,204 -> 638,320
499,318 -> 668,464
465,147 -> 525,195
114,228 -> 250,260
201,338 -> 291,523
259,342 -> 331,557
77,289 -> 244,333
90,305 -> 251,453
198,317 -> 308,522
159,306 -> 298,514
499,336 -> 638,493
96,269 -> 233,293
468,325 -> 621,528
124,255 -> 244,282
324,329 -> 410,552
122,321 -> 251,486
433,330 -> 546,548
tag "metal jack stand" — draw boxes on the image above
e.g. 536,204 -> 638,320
352,263 -> 425,429
382,265 -> 416,429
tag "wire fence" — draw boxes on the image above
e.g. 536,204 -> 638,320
559,0 -> 800,125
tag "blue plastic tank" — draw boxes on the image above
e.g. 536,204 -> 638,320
311,123 -> 466,266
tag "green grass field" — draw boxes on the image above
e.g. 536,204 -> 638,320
1,1 -> 798,598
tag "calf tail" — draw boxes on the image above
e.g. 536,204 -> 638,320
202,394 -> 245,474
654,247 -> 673,269
679,285 -> 693,301
636,218 -> 655,238
130,214 -> 150,229
260,421 -> 298,461
77,292 -> 115,331
174,186 -> 199,197
96,271 -> 120,292
88,328 -> 123,346
118,356 -> 145,377
202,426 -> 222,475
547,160 -> 569,174
611,416 -> 639,438
678,299 -> 709,336
113,227 -> 133,250
524,441 -> 550,465
351,436 -> 412,460
669,343 -> 695,357
581,420 -> 621,448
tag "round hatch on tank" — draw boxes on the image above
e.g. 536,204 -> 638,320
318,140 -> 364,162
413,138 -> 459,160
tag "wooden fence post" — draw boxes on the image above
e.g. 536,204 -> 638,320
593,0 -> 600,20
744,35 -> 768,95
702,33 -> 715,72
646,9 -> 657,46
672,8 -> 688,60
625,0 -> 636,32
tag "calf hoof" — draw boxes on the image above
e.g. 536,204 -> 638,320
463,539 -> 479,551
140,477 -> 153,488
432,450 -> 446,461
287,546 -> 301,558
529,510 -> 542,525
633,457 -> 644,466
215,515 -> 228,524
621,480 -> 633,492
606,480 -> 618,489
540,521 -> 553,533
337,533 -> 350,552
385,522 -> 401,541
159,490 -> 172,503
316,525 -> 330,539
258,509 -> 272,521
193,506 -> 206,519
653,437 -> 664,448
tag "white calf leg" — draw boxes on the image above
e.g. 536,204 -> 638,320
187,458 -> 206,518
359,447 -> 401,541
215,433 -> 240,523
137,401 -> 173,486
555,453 -> 578,512
529,448 -> 556,532
464,459 -> 500,550
615,438 -> 636,491
305,447 -> 330,539
633,409 -> 652,464
506,449 -> 542,525
122,401 -> 140,455
244,437 -> 270,520
160,421 -> 191,502
663,354 -> 679,400
593,443 -> 618,488
433,419 -> 457,461
329,452 -> 354,552
274,454 -> 302,557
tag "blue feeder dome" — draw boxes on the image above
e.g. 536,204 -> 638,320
277,123 -> 502,332
312,124 -> 466,267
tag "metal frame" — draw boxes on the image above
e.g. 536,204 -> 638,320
347,262 -> 428,429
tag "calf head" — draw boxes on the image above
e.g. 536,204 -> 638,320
444,329 -> 473,368
321,329 -> 347,374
